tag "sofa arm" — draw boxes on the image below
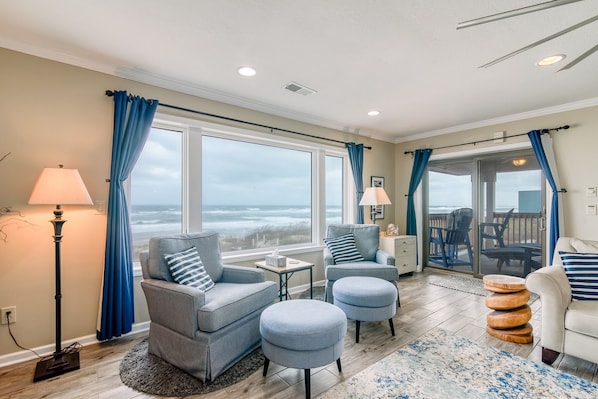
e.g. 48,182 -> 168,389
525,265 -> 572,352
376,249 -> 395,266
220,264 -> 265,283
141,278 -> 205,338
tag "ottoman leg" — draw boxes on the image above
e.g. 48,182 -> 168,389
263,357 -> 270,377
336,358 -> 342,372
389,318 -> 395,336
304,369 -> 311,399
355,320 -> 361,343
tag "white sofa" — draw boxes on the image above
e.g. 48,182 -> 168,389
525,237 -> 598,365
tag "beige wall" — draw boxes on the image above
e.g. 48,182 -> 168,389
0,48 -> 393,358
392,105 -> 598,239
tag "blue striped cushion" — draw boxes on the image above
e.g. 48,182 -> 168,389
324,233 -> 365,264
164,246 -> 215,292
559,251 -> 598,301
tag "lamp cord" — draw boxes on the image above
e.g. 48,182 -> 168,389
6,313 -> 81,361
6,313 -> 43,359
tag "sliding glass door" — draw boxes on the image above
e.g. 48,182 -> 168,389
425,150 -> 545,277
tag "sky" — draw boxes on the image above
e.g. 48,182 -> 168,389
130,128 -> 343,206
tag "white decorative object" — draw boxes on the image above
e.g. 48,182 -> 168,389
266,249 -> 286,267
386,224 -> 399,236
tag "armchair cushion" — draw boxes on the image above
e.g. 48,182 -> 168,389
164,246 -> 215,292
559,251 -> 598,300
199,281 -> 277,332
324,233 -> 365,264
148,232 -> 224,282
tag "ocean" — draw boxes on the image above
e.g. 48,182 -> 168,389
130,204 -> 342,242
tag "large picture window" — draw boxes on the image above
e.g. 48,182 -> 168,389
130,116 -> 349,258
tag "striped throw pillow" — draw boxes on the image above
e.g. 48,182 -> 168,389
324,233 -> 365,264
559,251 -> 598,301
164,246 -> 215,292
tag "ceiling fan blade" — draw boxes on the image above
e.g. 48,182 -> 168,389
457,0 -> 585,30
559,43 -> 598,70
479,14 -> 598,68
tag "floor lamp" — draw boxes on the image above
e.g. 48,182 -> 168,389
29,165 -> 93,382
359,187 -> 392,225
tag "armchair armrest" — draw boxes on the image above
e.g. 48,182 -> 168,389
220,264 -> 265,284
141,278 -> 205,338
323,247 -> 335,266
479,222 -> 500,238
376,249 -> 395,265
525,265 -> 572,351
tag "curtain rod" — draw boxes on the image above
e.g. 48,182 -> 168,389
105,90 -> 372,150
403,125 -> 570,155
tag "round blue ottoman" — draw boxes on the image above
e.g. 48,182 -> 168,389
333,276 -> 397,343
260,299 -> 346,399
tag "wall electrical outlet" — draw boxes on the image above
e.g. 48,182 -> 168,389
1,306 -> 16,324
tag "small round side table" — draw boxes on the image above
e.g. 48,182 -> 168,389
483,274 -> 533,344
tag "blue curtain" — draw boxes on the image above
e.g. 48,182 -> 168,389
406,149 -> 432,236
97,91 -> 158,341
528,130 -> 562,265
346,143 -> 364,224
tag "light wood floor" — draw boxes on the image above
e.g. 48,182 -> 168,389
2,269 -> 597,399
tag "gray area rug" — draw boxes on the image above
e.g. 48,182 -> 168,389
428,274 -> 538,302
296,284 -> 325,300
119,340 -> 263,396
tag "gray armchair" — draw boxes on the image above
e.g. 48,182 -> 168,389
140,232 -> 277,382
324,224 -> 399,305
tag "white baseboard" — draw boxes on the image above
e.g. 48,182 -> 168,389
0,321 -> 150,368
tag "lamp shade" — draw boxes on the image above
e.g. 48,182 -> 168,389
29,167 -> 93,205
359,187 -> 392,206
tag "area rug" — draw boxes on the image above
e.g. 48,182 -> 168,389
297,284 -> 325,300
428,274 -> 538,302
119,339 -> 263,396
318,328 -> 598,398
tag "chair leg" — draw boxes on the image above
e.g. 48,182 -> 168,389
304,369 -> 311,399
542,347 -> 560,365
389,318 -> 395,336
355,320 -> 361,343
263,357 -> 270,376
336,358 -> 342,372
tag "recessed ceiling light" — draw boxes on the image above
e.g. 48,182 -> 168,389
238,66 -> 256,77
537,54 -> 566,66
367,110 -> 380,116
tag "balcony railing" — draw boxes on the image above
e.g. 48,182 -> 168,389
428,211 -> 542,246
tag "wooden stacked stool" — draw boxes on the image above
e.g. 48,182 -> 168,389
483,274 -> 533,344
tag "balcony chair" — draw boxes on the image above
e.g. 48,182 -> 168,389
428,207 -> 473,269
526,237 -> 598,365
140,232 -> 277,382
480,208 -> 514,248
323,224 -> 399,306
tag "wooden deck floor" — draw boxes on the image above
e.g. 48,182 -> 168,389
1,269 -> 596,398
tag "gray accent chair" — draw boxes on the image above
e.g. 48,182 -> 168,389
526,237 -> 598,365
139,232 -> 277,382
324,224 -> 399,305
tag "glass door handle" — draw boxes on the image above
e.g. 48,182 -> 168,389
539,217 -> 546,231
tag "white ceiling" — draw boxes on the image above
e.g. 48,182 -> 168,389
1,0 -> 597,142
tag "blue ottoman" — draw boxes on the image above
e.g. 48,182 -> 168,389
260,299 -> 346,399
333,276 -> 397,343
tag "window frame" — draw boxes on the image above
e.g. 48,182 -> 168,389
131,112 -> 354,264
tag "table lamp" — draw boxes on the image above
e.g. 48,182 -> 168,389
29,165 -> 93,382
359,187 -> 391,224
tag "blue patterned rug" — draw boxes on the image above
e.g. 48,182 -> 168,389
318,328 -> 598,398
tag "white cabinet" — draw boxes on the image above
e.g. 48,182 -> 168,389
379,235 -> 417,275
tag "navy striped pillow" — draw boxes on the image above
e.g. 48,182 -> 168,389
324,233 -> 365,264
559,251 -> 598,301
164,246 -> 215,292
